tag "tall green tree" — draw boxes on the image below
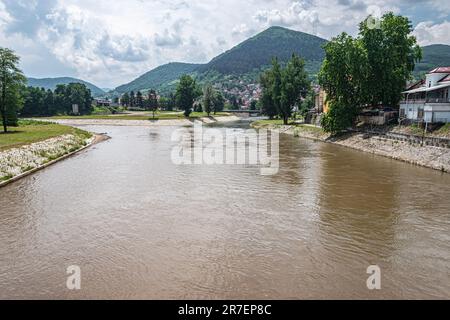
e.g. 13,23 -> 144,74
359,13 -> 422,107
319,13 -> 422,133
121,92 -> 130,107
0,48 -> 26,132
259,70 -> 277,119
279,54 -> 310,125
136,91 -> 144,108
175,75 -> 198,117
259,55 -> 310,124
319,33 -> 368,133
202,85 -> 214,116
213,91 -> 225,114
146,89 -> 159,118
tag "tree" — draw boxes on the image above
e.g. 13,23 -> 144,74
259,55 -> 311,124
175,75 -> 198,117
146,89 -> 158,118
121,92 -> 130,107
136,91 -> 144,108
359,13 -> 422,107
130,91 -> 136,107
202,85 -> 214,116
0,48 -> 26,132
250,100 -> 258,111
279,54 -> 310,124
319,13 -> 422,133
213,91 -> 225,114
319,34 -> 368,133
259,70 -> 277,119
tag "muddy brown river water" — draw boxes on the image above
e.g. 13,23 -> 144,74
0,121 -> 449,299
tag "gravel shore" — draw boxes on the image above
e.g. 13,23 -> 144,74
0,133 -> 96,184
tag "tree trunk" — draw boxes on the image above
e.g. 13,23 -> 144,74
1,108 -> 7,133
283,115 -> 288,125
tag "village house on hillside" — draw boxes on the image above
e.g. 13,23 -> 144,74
401,67 -> 450,124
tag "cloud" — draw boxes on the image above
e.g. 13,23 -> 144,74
0,0 -> 448,88
414,21 -> 450,46
154,29 -> 183,48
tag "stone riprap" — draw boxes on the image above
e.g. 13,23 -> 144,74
0,134 -> 94,182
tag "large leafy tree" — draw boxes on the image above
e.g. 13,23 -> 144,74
176,75 -> 199,117
319,34 -> 369,133
279,54 -> 310,125
259,55 -> 311,124
359,13 -> 422,107
319,13 -> 422,133
0,48 -> 26,132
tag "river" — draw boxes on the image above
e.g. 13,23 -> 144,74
0,121 -> 449,299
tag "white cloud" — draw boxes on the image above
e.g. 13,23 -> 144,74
414,21 -> 450,46
0,0 -> 448,88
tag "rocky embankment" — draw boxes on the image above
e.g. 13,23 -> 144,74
0,133 -> 96,185
252,123 -> 450,173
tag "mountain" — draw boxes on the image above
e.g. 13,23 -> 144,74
27,77 -> 105,97
415,44 -> 450,76
114,26 -> 328,95
198,26 -> 327,75
113,62 -> 200,95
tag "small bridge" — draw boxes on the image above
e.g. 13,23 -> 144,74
227,110 -> 262,117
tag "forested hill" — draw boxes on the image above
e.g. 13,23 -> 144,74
197,26 -> 327,75
415,44 -> 450,76
27,77 -> 105,97
113,63 -> 200,95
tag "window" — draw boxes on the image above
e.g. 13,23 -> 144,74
400,108 -> 406,117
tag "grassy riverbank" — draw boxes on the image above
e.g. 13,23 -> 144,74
37,111 -> 231,121
0,121 -> 95,184
0,120 -> 92,151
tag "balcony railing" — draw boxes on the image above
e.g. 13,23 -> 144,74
401,98 -> 450,104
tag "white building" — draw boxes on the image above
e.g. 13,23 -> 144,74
400,67 -> 450,123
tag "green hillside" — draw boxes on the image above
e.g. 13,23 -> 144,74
198,26 -> 327,75
27,77 -> 105,97
415,44 -> 450,76
114,26 -> 328,95
113,62 -> 200,95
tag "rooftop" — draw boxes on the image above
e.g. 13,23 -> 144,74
428,67 -> 450,74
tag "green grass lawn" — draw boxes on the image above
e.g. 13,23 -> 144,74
38,112 -> 231,121
0,120 -> 91,151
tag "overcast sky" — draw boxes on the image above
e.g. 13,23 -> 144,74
0,0 -> 449,88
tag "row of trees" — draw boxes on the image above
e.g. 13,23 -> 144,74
175,75 -> 225,117
0,47 -> 95,132
319,13 -> 422,132
259,54 -> 311,125
21,83 -> 93,117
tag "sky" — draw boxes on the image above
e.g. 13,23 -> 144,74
0,0 -> 449,88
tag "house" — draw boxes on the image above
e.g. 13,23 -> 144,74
314,87 -> 329,114
400,67 -> 450,123
93,98 -> 111,107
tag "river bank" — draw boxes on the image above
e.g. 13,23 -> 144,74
252,122 -> 450,173
35,115 -> 241,127
0,129 -> 107,187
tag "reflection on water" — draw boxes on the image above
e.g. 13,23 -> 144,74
0,122 -> 449,299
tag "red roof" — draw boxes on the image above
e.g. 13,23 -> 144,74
428,67 -> 450,74
438,75 -> 450,83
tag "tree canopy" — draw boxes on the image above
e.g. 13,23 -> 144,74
319,13 -> 422,133
0,48 -> 26,132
